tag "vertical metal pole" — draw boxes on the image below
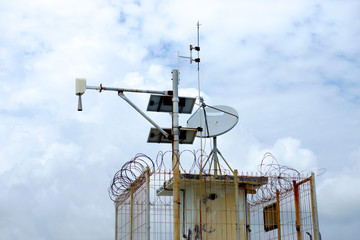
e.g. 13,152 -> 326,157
115,202 -> 119,240
247,202 -> 251,240
130,185 -> 134,240
233,170 -> 248,239
310,173 -> 320,240
234,169 -> 241,240
245,190 -> 249,240
293,181 -> 302,240
146,167 -> 150,240
213,137 -> 219,175
239,191 -> 247,238
172,69 -> 181,240
276,189 -> 281,240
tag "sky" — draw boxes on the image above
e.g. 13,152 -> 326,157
0,0 -> 359,239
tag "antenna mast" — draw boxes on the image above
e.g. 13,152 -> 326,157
178,21 -> 203,165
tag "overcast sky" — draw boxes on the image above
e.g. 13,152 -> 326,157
1,0 -> 359,239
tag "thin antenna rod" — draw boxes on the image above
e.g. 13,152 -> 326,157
196,21 -> 204,173
196,22 -> 204,240
197,21 -> 200,72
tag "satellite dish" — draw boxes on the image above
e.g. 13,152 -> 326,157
187,105 -> 239,138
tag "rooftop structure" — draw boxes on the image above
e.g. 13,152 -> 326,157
112,153 -> 320,240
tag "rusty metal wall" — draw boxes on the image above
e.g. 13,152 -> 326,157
179,177 -> 238,240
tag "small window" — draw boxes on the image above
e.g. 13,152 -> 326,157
263,202 -> 278,232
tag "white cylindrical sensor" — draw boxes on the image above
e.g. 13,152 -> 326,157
76,78 -> 86,95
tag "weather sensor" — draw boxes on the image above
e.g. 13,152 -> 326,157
75,78 -> 86,111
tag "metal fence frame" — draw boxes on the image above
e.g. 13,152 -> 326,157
114,170 -> 320,240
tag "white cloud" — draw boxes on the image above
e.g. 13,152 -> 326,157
316,146 -> 360,239
218,128 -> 317,174
0,0 -> 359,239
248,137 -> 317,172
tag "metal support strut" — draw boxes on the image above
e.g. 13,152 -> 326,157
118,91 -> 169,138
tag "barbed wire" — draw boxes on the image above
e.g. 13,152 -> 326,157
108,153 -> 155,202
248,152 -> 308,205
108,150 -> 207,201
109,150 -> 324,204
